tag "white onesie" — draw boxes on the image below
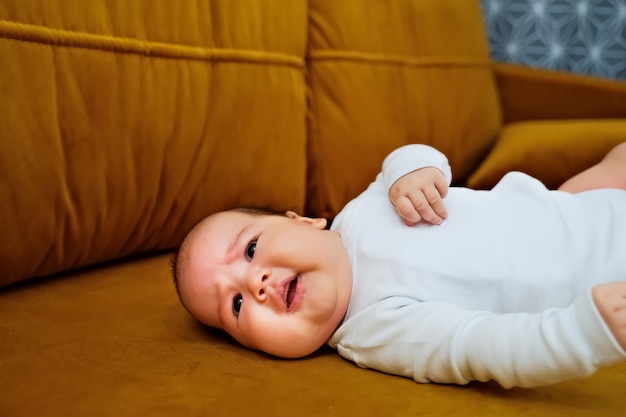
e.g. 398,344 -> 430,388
329,144 -> 626,388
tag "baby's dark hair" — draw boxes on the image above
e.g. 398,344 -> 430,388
170,207 -> 289,303
170,242 -> 188,303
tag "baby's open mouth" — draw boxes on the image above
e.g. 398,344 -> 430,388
286,275 -> 300,310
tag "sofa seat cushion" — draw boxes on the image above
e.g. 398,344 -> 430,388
468,119 -> 626,189
1,254 -> 626,415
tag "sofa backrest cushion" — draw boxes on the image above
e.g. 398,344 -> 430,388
306,0 -> 502,218
0,1 -> 308,286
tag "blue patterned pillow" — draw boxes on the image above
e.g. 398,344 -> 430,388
481,0 -> 626,80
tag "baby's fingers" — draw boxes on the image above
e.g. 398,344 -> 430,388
394,196 -> 422,226
406,189 -> 444,225
423,185 -> 448,221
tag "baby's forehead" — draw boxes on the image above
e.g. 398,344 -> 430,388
179,214 -> 246,326
196,211 -> 253,240
187,211 -> 255,262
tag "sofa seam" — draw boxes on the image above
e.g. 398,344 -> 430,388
0,19 -> 304,67
309,49 -> 491,68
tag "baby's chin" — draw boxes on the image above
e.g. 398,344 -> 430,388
253,329 -> 334,359
261,341 -> 325,359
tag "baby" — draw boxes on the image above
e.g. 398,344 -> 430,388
172,143 -> 626,388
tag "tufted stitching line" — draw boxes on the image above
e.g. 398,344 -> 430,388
0,20 -> 304,67
309,49 -> 492,68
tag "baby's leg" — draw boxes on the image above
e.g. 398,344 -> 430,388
558,142 -> 626,193
592,282 -> 626,351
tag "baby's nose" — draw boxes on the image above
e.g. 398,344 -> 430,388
246,271 -> 269,301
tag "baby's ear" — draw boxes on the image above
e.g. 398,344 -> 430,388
285,211 -> 327,230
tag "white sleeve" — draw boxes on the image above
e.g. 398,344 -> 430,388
381,144 -> 452,192
332,293 -> 626,388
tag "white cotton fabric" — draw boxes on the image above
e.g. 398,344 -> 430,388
329,144 -> 626,388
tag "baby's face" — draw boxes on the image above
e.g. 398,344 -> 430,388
179,210 -> 353,358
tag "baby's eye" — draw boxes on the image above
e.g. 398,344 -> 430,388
232,294 -> 243,318
245,239 -> 257,261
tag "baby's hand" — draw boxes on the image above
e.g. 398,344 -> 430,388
388,167 -> 449,226
592,282 -> 626,351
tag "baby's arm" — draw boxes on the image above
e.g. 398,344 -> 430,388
593,281 -> 626,350
455,291 -> 626,387
381,145 -> 452,225
333,292 -> 626,388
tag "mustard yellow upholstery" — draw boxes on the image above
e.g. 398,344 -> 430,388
0,1 -> 308,286
2,1 -> 626,415
306,0 -> 501,217
468,119 -> 626,190
494,63 -> 626,124
2,254 -> 626,416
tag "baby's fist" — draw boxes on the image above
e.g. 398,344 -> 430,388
389,167 -> 449,226
593,281 -> 626,351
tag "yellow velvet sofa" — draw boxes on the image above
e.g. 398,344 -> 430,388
2,1 -> 626,416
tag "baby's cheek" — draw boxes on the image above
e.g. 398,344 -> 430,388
249,316 -> 316,358
241,310 -> 284,346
